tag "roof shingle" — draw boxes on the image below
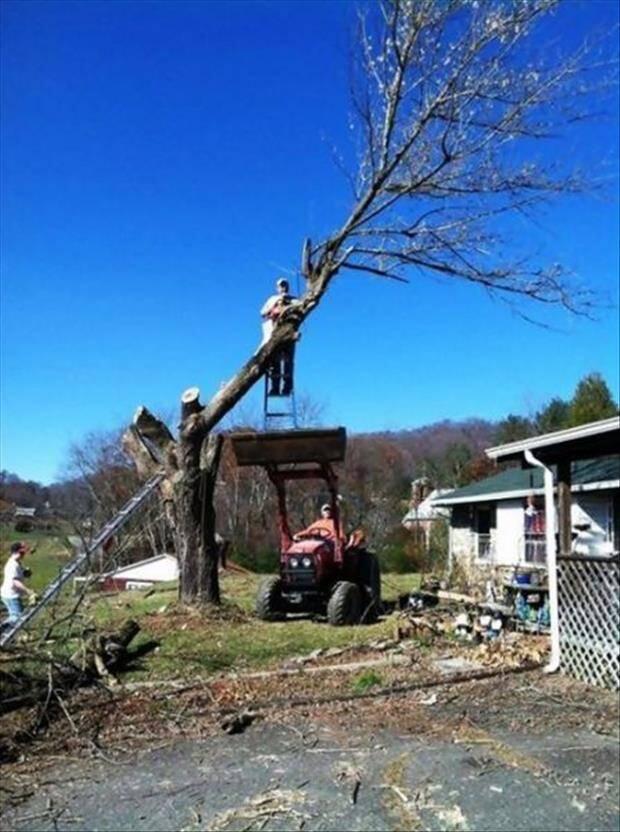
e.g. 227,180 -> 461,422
433,456 -> 620,504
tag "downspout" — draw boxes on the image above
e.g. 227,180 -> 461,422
524,449 -> 560,673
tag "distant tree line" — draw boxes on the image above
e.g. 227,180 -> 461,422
494,372 -> 618,445
2,371 -> 616,574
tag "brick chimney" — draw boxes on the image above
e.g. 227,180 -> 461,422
410,477 -> 431,508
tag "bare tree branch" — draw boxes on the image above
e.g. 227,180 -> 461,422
323,0 -> 615,302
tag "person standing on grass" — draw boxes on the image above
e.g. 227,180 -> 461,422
1,541 -> 36,624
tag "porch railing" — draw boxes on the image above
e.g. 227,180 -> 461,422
524,533 -> 546,565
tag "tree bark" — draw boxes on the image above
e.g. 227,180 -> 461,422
198,433 -> 224,603
176,417 -> 202,604
174,436 -> 224,604
175,393 -> 225,604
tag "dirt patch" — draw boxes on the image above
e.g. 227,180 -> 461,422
306,670 -> 619,743
144,602 -> 252,636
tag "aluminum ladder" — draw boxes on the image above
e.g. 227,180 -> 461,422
263,376 -> 298,431
0,472 -> 164,649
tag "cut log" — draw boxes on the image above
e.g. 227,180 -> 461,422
70,620 -> 141,679
114,619 -> 141,648
181,387 -> 202,421
437,590 -> 478,605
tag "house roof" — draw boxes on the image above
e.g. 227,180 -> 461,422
105,553 -> 177,578
486,416 -> 620,463
432,456 -> 620,506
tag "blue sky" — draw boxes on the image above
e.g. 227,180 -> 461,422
1,0 -> 618,484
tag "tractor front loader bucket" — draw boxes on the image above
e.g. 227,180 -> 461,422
230,428 -> 346,468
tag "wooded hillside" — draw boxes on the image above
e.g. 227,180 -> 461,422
2,371 -> 616,574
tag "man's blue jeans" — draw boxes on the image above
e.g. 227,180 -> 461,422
2,596 -> 23,623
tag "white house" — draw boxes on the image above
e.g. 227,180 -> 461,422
483,417 -> 619,691
432,456 -> 619,573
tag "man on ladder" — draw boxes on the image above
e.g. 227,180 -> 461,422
260,278 -> 297,396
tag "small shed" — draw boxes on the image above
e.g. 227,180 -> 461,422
101,554 -> 179,591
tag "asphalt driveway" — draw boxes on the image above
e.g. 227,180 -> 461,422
2,672 -> 618,832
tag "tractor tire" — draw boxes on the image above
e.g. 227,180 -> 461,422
327,581 -> 362,626
256,576 -> 284,621
357,551 -> 382,623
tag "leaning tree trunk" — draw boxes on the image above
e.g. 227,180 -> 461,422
122,249 -> 342,605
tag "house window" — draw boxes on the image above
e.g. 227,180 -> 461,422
475,506 -> 495,560
524,495 -> 546,564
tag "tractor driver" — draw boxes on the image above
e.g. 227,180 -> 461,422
293,504 -> 342,542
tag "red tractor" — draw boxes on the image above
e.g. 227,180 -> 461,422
230,428 -> 381,626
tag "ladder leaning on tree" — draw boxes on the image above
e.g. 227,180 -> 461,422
263,375 -> 298,431
0,472 -> 164,649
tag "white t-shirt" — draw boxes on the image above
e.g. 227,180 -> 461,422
1,554 -> 24,599
260,293 -> 296,345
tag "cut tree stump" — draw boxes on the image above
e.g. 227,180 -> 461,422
70,619 -> 141,681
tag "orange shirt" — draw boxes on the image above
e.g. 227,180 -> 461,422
296,517 -> 341,541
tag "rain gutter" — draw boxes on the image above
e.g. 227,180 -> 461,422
524,449 -> 560,673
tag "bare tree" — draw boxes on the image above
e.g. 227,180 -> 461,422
63,428 -> 171,566
124,0 -> 611,605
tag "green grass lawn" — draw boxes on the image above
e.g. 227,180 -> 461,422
80,571 -> 421,680
1,527 -> 421,681
0,524 -> 73,592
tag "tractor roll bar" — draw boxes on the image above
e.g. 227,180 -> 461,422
229,428 -> 348,565
266,462 -> 344,564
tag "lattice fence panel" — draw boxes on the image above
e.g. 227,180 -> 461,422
558,556 -> 619,690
